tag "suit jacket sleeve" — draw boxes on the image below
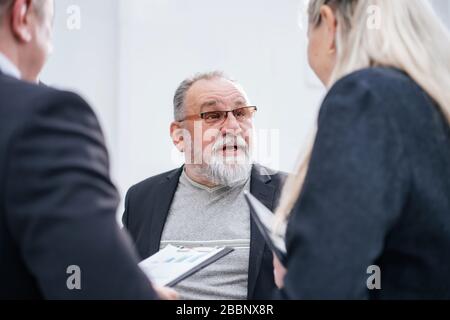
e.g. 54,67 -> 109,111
4,90 -> 157,299
279,74 -> 410,299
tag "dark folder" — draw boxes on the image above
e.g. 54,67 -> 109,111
244,191 -> 287,266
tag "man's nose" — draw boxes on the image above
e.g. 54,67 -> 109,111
220,112 -> 242,134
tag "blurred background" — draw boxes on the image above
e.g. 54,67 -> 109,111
40,0 -> 450,217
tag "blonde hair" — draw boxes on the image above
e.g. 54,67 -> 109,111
275,0 -> 450,226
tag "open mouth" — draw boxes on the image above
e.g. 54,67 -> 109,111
222,145 -> 238,152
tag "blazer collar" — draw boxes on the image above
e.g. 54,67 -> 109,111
147,167 -> 183,255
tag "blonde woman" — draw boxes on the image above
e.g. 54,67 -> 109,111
274,0 -> 450,299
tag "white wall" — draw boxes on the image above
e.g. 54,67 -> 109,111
430,0 -> 450,28
40,0 -> 119,170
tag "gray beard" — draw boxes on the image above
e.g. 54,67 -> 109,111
191,159 -> 252,187
207,162 -> 252,187
192,134 -> 253,187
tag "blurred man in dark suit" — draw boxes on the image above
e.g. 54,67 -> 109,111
0,0 -> 173,299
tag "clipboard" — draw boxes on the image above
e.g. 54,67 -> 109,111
244,191 -> 288,267
138,245 -> 234,287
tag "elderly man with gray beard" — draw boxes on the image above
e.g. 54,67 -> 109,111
122,71 -> 286,300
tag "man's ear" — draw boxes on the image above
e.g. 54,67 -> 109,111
170,121 -> 185,152
320,5 -> 338,53
11,0 -> 33,43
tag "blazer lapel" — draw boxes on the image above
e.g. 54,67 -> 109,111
247,164 -> 276,299
146,167 -> 183,256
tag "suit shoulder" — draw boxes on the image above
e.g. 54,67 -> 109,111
253,164 -> 287,185
0,77 -> 102,153
329,67 -> 421,100
1,75 -> 91,112
324,67 -> 439,130
127,168 -> 182,197
338,67 -> 413,84
270,168 -> 288,184
35,87 -> 94,118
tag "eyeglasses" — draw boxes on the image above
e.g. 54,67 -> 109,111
179,106 -> 258,125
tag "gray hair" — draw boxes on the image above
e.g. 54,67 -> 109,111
173,71 -> 235,121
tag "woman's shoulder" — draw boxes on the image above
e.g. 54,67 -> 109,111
320,67 -> 447,151
338,66 -> 411,82
323,67 -> 433,116
328,67 -> 419,98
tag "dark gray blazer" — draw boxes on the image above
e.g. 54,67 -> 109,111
123,164 -> 286,300
0,72 -> 157,299
280,67 -> 450,299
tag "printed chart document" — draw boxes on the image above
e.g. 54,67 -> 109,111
244,191 -> 288,266
138,245 -> 234,287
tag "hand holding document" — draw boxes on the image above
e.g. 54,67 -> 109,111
153,285 -> 179,300
139,245 -> 234,287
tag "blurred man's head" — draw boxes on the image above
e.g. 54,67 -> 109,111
0,0 -> 54,82
171,71 -> 257,187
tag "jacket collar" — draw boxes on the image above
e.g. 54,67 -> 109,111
147,167 -> 183,254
